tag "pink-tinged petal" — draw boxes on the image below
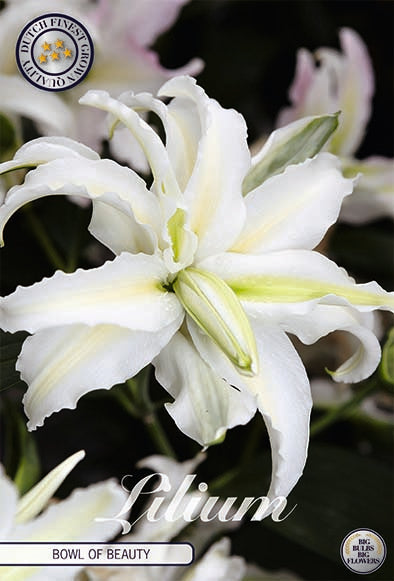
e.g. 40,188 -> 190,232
276,49 -> 315,128
0,253 -> 182,334
328,28 -> 374,156
277,28 -> 374,157
18,319 -> 182,430
92,0 -> 191,49
340,156 -> 394,223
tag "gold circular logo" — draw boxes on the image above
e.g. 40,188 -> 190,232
340,528 -> 387,574
16,13 -> 94,92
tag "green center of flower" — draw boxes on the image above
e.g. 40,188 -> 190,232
172,267 -> 258,376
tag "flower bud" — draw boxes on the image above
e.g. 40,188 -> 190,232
174,267 -> 258,375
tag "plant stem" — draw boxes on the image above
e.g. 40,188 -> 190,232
210,466 -> 240,493
143,411 -> 176,458
310,377 -> 378,437
121,371 -> 176,458
112,388 -> 140,418
23,205 -> 66,271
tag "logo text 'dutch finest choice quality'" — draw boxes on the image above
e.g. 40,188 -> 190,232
16,13 -> 94,91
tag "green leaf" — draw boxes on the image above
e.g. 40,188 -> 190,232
242,113 -> 339,194
0,330 -> 28,392
380,327 -> 394,390
13,418 -> 41,495
2,401 -> 41,495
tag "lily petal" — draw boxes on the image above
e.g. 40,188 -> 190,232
16,450 -> 85,523
186,537 -> 246,581
232,153 -> 354,254
89,191 -> 158,255
200,250 -> 394,313
11,479 -> 127,541
94,0 -> 193,49
18,319 -> 182,430
188,320 -> 311,500
159,76 -> 250,260
0,158 -> 160,247
153,331 -> 256,447
0,136 -> 99,176
1,252 -> 182,334
0,466 -> 18,540
281,306 -> 381,382
79,90 -> 198,268
0,75 -> 75,138
5,480 -> 128,580
245,322 -> 312,500
115,89 -> 200,191
79,90 -> 181,199
277,28 -> 374,157
327,28 -> 374,156
276,48 -> 315,128
85,0 -> 203,97
340,156 -> 394,223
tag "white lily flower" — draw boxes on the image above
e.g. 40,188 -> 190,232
277,27 -> 394,223
0,0 -> 203,161
0,450 -> 129,580
1,76 -> 394,504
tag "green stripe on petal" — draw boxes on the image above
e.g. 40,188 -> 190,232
173,268 -> 258,375
167,207 -> 187,262
227,275 -> 394,309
